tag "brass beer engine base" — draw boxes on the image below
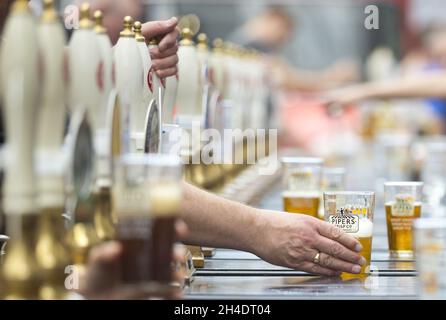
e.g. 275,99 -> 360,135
202,247 -> 216,257
184,249 -> 196,284
187,245 -> 205,268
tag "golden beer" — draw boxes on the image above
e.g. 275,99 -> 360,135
385,201 -> 421,257
283,191 -> 320,218
340,218 -> 374,279
341,236 -> 372,279
281,157 -> 323,218
384,182 -> 423,258
324,191 -> 375,279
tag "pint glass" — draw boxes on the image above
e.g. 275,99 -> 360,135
384,182 -> 423,258
282,157 -> 323,218
324,191 -> 375,277
420,142 -> 446,208
113,154 -> 182,295
414,218 -> 446,299
318,167 -> 346,219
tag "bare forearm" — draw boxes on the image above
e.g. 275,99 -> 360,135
359,72 -> 446,100
281,70 -> 343,92
180,182 -> 261,253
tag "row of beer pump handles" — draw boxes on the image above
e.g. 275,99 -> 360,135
0,0 -> 270,299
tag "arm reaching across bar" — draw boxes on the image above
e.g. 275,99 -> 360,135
325,71 -> 446,107
180,183 -> 365,276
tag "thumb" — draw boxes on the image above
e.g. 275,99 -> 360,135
142,17 -> 178,40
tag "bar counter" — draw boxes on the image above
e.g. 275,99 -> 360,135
185,183 -> 420,300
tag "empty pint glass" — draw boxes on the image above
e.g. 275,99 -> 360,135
414,218 -> 446,299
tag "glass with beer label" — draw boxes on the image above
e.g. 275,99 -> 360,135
324,191 -> 375,278
384,181 -> 423,259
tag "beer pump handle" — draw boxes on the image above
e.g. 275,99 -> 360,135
93,9 -> 106,35
114,16 -> 144,154
196,32 -> 212,129
211,38 -> 226,97
68,2 -> 102,132
0,0 -> 40,214
134,21 -> 155,129
148,37 -> 165,118
36,0 -> 68,209
175,27 -> 201,125
93,10 -> 114,181
38,0 -> 67,151
162,75 -> 178,124
147,37 -> 164,152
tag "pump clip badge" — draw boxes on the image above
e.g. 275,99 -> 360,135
289,170 -> 314,191
391,195 -> 414,217
329,207 -> 360,233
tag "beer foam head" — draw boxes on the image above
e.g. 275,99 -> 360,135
355,218 -> 373,238
149,182 -> 182,216
113,182 -> 181,217
112,182 -> 151,217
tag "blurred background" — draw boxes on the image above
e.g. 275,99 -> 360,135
2,0 -> 446,193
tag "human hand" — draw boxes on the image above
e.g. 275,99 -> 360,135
254,211 -> 365,276
322,85 -> 368,108
142,17 -> 179,78
319,85 -> 369,117
78,219 -> 188,299
324,60 -> 360,84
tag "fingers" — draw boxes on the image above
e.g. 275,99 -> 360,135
315,236 -> 365,265
89,241 -> 122,265
317,222 -> 362,253
158,27 -> 180,52
83,242 -> 122,298
318,252 -> 362,274
149,44 -> 178,59
156,66 -> 177,78
296,261 -> 341,277
175,219 -> 189,241
152,54 -> 179,71
143,20 -> 179,80
142,17 -> 178,40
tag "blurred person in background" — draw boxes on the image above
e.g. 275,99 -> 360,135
230,6 -> 359,92
230,6 -> 361,157
74,0 -> 142,44
325,25 -> 446,134
75,0 -> 178,78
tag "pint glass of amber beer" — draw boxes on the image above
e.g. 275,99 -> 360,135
113,154 -> 182,296
324,191 -> 375,277
384,181 -> 423,258
282,157 -> 323,218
